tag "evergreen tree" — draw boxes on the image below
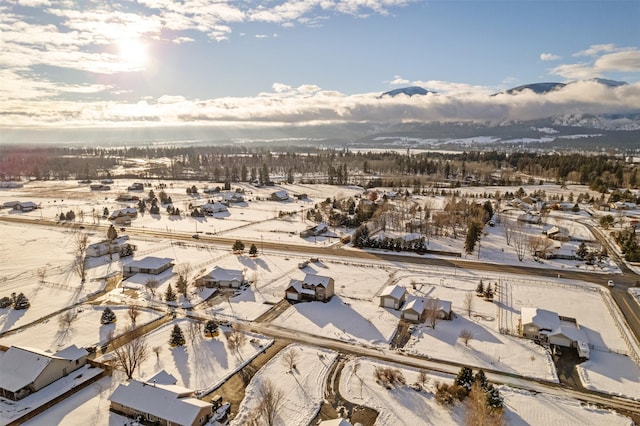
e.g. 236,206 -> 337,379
169,324 -> 186,347
232,240 -> 245,253
13,293 -> 30,310
176,275 -> 188,298
476,280 -> 484,295
100,306 -> 116,324
249,244 -> 258,256
60,212 -> 66,221
484,284 -> 494,300
204,320 -> 218,338
485,384 -> 504,411
107,224 -> 118,241
454,366 -> 474,392
165,284 -> 177,302
474,369 -> 488,389
0,296 -> 12,308
465,220 -> 482,253
103,207 -> 109,217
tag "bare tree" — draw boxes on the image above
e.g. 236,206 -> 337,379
174,262 -> 192,281
417,369 -> 430,389
459,329 -> 474,346
425,298 -> 440,329
511,222 -> 527,262
145,279 -> 158,298
112,327 -> 149,380
127,305 -> 140,324
502,219 -> 514,246
187,320 -> 202,345
36,267 -> 47,283
59,309 -> 78,329
152,345 -> 162,361
225,327 -> 247,360
464,292 -> 474,317
255,379 -> 284,426
281,347 -> 299,372
72,231 -> 89,281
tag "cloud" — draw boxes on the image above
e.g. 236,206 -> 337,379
2,80 -> 638,128
389,76 -> 410,85
550,45 -> 640,80
540,53 -> 561,61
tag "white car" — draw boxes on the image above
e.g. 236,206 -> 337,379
607,280 -> 614,287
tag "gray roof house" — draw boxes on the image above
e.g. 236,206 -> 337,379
109,370 -> 213,426
0,345 -> 88,400
195,266 -> 245,288
519,307 -> 590,359
285,274 -> 334,302
123,257 -> 174,278
270,190 -> 289,201
401,297 -> 453,323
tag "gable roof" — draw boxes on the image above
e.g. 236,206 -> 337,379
287,280 -> 316,296
403,298 -> 425,314
303,274 -> 332,287
206,266 -> 244,282
0,345 -> 87,393
125,256 -> 174,270
109,379 -> 210,425
521,307 -> 560,330
380,285 -> 406,300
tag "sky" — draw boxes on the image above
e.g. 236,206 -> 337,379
1,0 -> 639,132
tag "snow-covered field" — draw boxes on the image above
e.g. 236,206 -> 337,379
232,344 -> 337,426
1,179 -> 639,424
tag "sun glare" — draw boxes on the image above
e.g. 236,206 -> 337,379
118,39 -> 148,70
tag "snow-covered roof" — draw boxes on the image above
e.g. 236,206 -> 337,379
287,280 -> 316,295
403,298 -> 425,314
303,274 -> 332,287
380,285 -> 406,300
202,202 -> 227,212
521,307 -> 560,330
272,190 -> 289,199
0,345 -> 86,393
548,325 -> 588,344
125,256 -> 173,270
109,380 -> 210,425
146,370 -> 178,385
207,266 -> 244,282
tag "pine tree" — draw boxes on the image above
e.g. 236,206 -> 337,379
101,307 -> 116,324
484,284 -> 494,300
476,280 -> 484,295
249,244 -> 258,256
169,324 -> 186,347
107,224 -> 118,241
474,369 -> 488,390
454,366 -> 474,392
176,275 -> 188,298
485,384 -> 504,411
204,320 -> 218,338
232,240 -> 245,253
165,284 -> 176,302
13,293 -> 30,310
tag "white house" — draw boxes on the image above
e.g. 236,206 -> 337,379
86,236 -> 133,257
401,297 -> 453,323
201,202 -> 228,214
379,285 -> 407,309
123,257 -> 174,278
300,222 -> 328,238
195,266 -> 245,288
270,190 -> 289,201
0,345 -> 88,400
109,370 -> 213,426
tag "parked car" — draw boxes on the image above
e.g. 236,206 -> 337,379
607,280 -> 614,287
192,234 -> 200,239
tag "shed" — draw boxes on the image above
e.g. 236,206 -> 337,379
379,285 -> 407,310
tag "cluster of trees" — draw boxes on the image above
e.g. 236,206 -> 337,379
5,146 -> 636,193
475,280 -> 494,301
0,292 -> 30,310
613,227 -> 640,262
436,367 -> 504,424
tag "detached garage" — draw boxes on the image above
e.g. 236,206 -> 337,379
379,285 -> 407,310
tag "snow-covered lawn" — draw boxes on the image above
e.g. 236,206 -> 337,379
98,318 -> 273,392
339,358 -> 633,426
0,305 -> 163,351
232,344 -> 337,426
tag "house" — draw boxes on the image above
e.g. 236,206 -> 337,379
201,202 -> 228,214
270,190 -> 289,201
401,297 -> 453,323
12,201 -> 37,212
379,285 -> 407,310
100,178 -> 114,184
519,307 -> 590,359
109,207 -> 138,221
86,236 -> 135,258
195,266 -> 245,288
123,257 -> 174,278
285,274 -> 334,302
0,345 -> 88,400
109,370 -> 213,426
218,191 -> 244,203
300,222 -> 328,238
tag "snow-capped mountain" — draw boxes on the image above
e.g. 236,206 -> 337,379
380,86 -> 434,97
